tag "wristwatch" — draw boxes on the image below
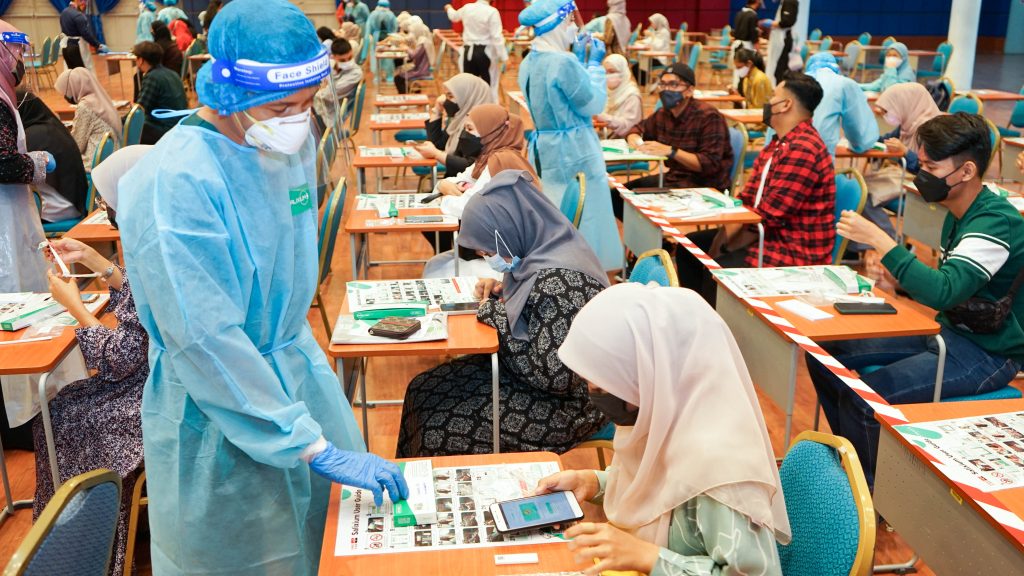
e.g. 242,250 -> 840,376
99,265 -> 115,281
669,147 -> 678,160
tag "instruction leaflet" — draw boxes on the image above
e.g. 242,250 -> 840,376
346,278 -> 479,313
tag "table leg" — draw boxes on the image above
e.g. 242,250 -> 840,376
358,167 -> 366,196
0,434 -> 34,526
491,353 -> 500,454
756,223 -> 765,268
930,334 -> 947,402
350,233 -> 360,280
37,371 -> 60,488
658,160 -> 664,188
453,231 -> 460,276
359,357 -> 369,450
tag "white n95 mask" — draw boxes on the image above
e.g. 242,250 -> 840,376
242,109 -> 311,155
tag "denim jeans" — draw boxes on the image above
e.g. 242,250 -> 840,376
806,325 -> 1021,486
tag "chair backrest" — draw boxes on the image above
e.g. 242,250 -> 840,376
983,117 -> 1002,171
777,431 -> 876,576
317,178 -> 348,285
809,28 -> 822,41
936,41 -> 953,74
843,40 -> 862,73
1010,85 -> 1024,129
316,125 -> 336,205
561,172 -> 586,228
820,36 -> 833,51
122,104 -> 144,146
30,187 -> 43,216
878,36 -> 895,65
85,132 -> 116,212
678,21 -> 687,33
49,36 -> 61,66
687,43 -> 701,71
833,168 -> 868,264
949,93 -> 983,115
348,80 -> 367,136
721,25 -> 731,43
800,43 -> 809,63
39,37 -> 53,66
630,249 -> 679,286
629,23 -> 641,45
728,125 -> 747,192
857,31 -> 871,46
4,469 -> 122,576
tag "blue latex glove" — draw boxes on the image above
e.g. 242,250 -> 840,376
587,37 -> 606,67
97,44 -> 110,54
571,32 -> 590,65
45,152 -> 56,173
309,442 -> 409,506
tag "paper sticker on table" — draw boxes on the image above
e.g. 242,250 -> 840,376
357,147 -> 422,159
711,266 -> 873,298
82,210 -> 111,225
346,278 -> 479,313
355,194 -> 440,210
622,188 -> 740,218
333,461 -> 565,555
894,411 -> 1024,492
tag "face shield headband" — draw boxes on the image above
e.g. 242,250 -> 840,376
211,48 -> 331,91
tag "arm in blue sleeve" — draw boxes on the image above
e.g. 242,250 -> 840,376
130,174 -> 322,468
841,81 -> 880,153
904,148 -> 920,173
554,57 -> 607,118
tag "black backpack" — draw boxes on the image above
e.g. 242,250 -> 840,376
926,79 -> 951,112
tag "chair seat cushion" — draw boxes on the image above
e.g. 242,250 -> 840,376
588,421 -> 616,441
412,162 -> 444,176
944,386 -> 1022,402
42,218 -> 81,235
394,129 -> 427,143
998,126 -> 1021,138
607,161 -> 651,174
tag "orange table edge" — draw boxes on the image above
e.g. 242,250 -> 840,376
319,452 -> 580,576
0,293 -> 111,374
344,209 -> 460,235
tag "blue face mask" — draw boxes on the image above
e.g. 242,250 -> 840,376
486,230 -> 521,273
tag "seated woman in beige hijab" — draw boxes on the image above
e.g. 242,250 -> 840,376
56,67 -> 122,168
535,283 -> 791,575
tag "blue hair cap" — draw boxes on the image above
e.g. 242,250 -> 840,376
805,52 -> 840,75
519,0 -> 576,36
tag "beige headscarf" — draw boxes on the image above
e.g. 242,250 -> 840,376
442,73 -> 494,156
409,22 -> 434,66
467,103 -> 537,182
558,283 -> 792,548
875,82 -> 944,148
602,53 -> 640,114
56,68 -> 122,137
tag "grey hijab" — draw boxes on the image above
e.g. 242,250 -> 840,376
457,170 -> 609,339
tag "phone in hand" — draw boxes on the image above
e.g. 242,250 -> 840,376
489,491 -> 584,534
440,301 -> 480,315
833,301 -> 897,315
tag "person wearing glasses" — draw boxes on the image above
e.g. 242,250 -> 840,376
621,63 -> 733,219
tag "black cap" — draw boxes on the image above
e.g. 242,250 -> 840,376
663,63 -> 696,86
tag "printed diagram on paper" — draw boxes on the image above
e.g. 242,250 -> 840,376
622,188 -> 744,219
355,194 -> 440,210
334,461 -> 565,555
357,147 -> 423,159
83,210 -> 110,225
346,278 -> 479,312
895,411 -> 1024,492
711,266 -> 870,298
370,113 -> 430,123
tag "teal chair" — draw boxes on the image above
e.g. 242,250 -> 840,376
339,80 -> 367,158
44,131 -> 115,236
949,93 -> 982,115
918,42 -> 953,80
863,36 -> 895,72
315,126 -> 338,207
997,85 -> 1024,138
820,36 -> 833,52
4,469 -> 122,576
809,28 -> 822,41
312,177 -> 348,335
560,172 -> 586,229
728,125 -> 748,193
857,32 -> 872,46
777,431 -> 876,576
121,104 -> 144,146
628,22 -> 641,46
629,248 -> 679,286
832,168 -> 868,264
687,43 -> 701,73
25,36 -> 55,87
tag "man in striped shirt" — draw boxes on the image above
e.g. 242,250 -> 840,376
808,113 -> 1024,486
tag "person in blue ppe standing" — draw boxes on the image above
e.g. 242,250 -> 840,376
156,0 -> 187,26
346,0 -> 371,33
136,1 -> 157,43
363,0 -> 397,79
518,0 -> 623,271
116,0 -> 408,573
804,52 -> 878,157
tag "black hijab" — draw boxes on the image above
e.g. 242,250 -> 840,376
15,90 -> 88,217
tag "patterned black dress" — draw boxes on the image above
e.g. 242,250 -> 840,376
31,270 -> 147,576
397,268 -> 608,457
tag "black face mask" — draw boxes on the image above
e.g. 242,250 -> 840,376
457,132 -> 482,159
442,99 -> 460,117
12,60 -> 25,86
659,90 -> 684,110
913,165 -> 963,203
588,391 -> 639,426
763,98 -> 788,129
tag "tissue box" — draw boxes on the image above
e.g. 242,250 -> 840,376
392,459 -> 437,527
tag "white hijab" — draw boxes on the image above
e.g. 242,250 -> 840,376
532,16 -> 575,53
558,283 -> 792,547
602,53 -> 639,113
91,145 -> 153,211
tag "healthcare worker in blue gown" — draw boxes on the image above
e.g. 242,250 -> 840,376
518,0 -> 623,271
363,0 -> 397,80
117,0 -> 408,573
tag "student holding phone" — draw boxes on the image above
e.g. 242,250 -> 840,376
536,283 -> 790,576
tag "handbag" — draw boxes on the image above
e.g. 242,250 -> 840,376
945,265 -> 1024,335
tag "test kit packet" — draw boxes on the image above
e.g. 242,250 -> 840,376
392,459 -> 438,527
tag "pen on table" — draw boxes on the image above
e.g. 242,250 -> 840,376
0,336 -> 55,345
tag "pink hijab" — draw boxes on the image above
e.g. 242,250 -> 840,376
558,283 -> 791,547
876,82 -> 944,148
0,20 -> 25,120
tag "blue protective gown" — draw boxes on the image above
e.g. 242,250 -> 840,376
136,10 -> 156,43
364,8 -> 397,77
350,0 -> 370,32
810,67 -> 879,156
518,49 -> 623,270
118,120 -> 363,575
157,5 -> 187,25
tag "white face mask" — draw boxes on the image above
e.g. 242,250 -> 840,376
241,109 -> 311,155
884,112 -> 900,126
736,65 -> 750,78
884,56 -> 901,69
606,72 -> 622,89
336,60 -> 355,71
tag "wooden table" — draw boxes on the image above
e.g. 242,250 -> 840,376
1004,137 -> 1024,182
353,146 -> 438,194
326,293 -> 499,450
52,99 -> 132,122
319,452 -> 576,574
693,90 -> 745,104
720,108 -> 763,125
368,114 -> 430,145
874,399 -> 1024,573
0,293 -> 110,525
900,181 -> 1024,250
346,207 -> 460,280
956,89 -> 1024,102
906,49 -> 940,71
714,274 -> 941,452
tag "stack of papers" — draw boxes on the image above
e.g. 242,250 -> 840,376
370,113 -> 430,123
355,194 -> 440,210
694,89 -> 729,97
712,266 -> 874,299
83,210 -> 110,225
624,188 -> 743,219
331,312 -> 448,344
358,146 -> 421,158
0,293 -> 64,331
347,278 -> 479,313
377,95 -> 426,103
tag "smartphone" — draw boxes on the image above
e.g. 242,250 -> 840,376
833,301 -> 898,315
404,215 -> 444,224
420,192 -> 443,204
367,317 -> 421,339
631,187 -> 673,195
440,301 -> 480,315
489,491 -> 584,534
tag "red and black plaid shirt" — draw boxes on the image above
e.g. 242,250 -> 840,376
738,119 -> 835,267
629,99 -> 733,191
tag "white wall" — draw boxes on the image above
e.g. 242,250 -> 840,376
3,0 -> 339,52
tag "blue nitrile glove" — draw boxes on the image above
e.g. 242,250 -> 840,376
587,36 -> 606,67
45,152 -> 56,173
97,44 -> 110,54
572,33 -> 590,64
309,442 -> 409,506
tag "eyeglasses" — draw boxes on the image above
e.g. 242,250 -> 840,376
657,82 -> 689,91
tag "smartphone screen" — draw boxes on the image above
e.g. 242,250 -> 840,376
440,301 -> 480,312
493,491 -> 582,532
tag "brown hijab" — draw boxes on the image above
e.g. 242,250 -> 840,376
467,104 -> 538,185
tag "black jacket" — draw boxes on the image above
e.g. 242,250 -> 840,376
733,8 -> 759,44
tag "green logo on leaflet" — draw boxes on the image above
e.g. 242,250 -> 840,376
341,488 -> 352,500
289,185 -> 312,215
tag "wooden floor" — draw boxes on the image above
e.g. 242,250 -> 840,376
4,52 -> 1022,574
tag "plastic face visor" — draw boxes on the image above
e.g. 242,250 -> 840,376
0,32 -> 29,46
532,0 -> 577,34
210,48 -> 331,91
